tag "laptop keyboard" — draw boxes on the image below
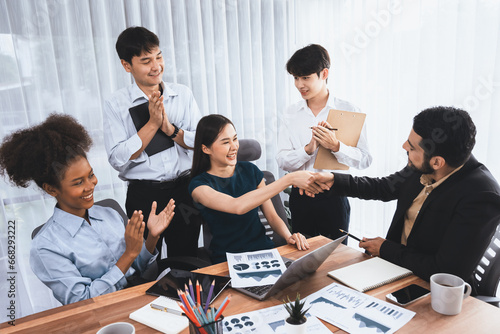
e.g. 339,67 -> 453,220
242,284 -> 274,296
239,258 -> 293,297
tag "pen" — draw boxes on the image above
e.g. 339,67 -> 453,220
339,229 -> 363,242
310,126 -> 338,131
150,303 -> 186,316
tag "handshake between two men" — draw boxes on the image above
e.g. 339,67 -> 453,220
295,171 -> 385,257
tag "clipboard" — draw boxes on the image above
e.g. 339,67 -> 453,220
313,109 -> 366,170
129,102 -> 174,156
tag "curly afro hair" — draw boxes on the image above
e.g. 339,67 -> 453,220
0,114 -> 92,189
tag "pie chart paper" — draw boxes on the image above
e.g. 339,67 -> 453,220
227,248 -> 287,288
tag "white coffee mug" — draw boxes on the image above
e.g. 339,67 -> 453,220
430,273 -> 471,315
96,322 -> 135,334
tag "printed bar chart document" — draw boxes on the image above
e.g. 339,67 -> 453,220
307,283 -> 415,334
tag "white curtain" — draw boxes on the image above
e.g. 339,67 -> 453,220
0,0 -> 293,321
1,0 -> 499,322
291,0 -> 500,246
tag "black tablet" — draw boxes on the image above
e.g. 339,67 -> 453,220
146,268 -> 231,307
129,102 -> 174,156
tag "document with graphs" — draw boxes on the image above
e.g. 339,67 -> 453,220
223,303 -> 331,333
227,249 -> 286,288
306,283 -> 415,334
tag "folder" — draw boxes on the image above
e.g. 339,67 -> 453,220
313,109 -> 366,170
129,102 -> 174,156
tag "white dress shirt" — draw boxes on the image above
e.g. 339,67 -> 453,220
30,205 -> 157,305
103,81 -> 202,181
276,94 -> 372,172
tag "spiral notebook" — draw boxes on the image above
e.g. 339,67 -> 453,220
327,257 -> 412,292
129,296 -> 188,334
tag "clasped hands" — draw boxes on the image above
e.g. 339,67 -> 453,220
148,91 -> 176,137
306,120 -> 340,154
293,171 -> 335,197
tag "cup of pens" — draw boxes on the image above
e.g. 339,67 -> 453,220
177,279 -> 231,334
188,315 -> 224,334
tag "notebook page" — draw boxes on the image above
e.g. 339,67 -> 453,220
327,257 -> 412,292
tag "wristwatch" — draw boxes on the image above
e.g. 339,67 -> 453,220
169,123 -> 179,139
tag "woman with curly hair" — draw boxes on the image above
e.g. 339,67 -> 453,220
0,114 -> 175,305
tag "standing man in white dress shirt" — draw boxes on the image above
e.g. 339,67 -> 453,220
103,27 -> 202,259
277,44 -> 372,241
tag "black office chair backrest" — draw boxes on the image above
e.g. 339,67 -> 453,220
236,139 -> 290,247
31,198 -> 128,240
94,198 -> 128,226
474,223 -> 500,299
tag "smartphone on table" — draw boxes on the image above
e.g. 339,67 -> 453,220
386,284 -> 430,306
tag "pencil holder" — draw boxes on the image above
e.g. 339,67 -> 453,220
188,316 -> 224,334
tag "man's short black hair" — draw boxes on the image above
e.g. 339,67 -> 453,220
286,44 -> 330,77
115,26 -> 160,64
413,106 -> 476,167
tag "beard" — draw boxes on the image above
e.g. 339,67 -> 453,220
407,155 -> 434,174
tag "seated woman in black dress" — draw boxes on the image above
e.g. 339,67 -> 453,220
189,114 -> 321,263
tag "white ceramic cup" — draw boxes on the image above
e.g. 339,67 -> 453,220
430,273 -> 472,315
96,322 -> 135,334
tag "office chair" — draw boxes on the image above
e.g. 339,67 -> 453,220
237,139 -> 290,247
31,198 -> 166,280
31,198 -> 128,240
473,223 -> 500,307
91,200 -> 211,273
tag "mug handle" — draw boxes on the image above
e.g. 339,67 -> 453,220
463,282 -> 472,299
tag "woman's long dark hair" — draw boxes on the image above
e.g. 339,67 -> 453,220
191,114 -> 234,178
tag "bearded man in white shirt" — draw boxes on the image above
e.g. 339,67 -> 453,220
277,44 -> 372,241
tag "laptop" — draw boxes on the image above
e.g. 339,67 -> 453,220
234,235 -> 347,300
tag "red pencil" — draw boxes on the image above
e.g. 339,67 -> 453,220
177,302 -> 208,334
180,291 -> 195,317
214,294 -> 231,321
196,280 -> 201,306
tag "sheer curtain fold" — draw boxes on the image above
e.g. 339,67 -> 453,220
0,0 -> 292,320
293,0 -> 500,245
1,0 -> 499,322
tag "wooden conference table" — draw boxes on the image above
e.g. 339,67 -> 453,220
2,236 -> 500,333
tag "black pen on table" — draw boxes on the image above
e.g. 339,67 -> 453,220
310,126 -> 338,131
339,229 -> 364,242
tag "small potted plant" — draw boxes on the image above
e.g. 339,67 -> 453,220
283,293 -> 310,333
